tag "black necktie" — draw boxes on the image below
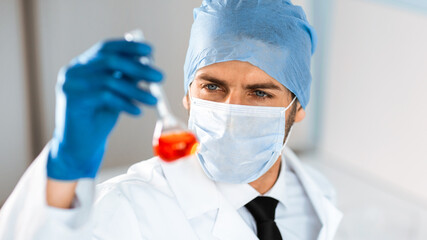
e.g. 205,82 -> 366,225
245,196 -> 283,240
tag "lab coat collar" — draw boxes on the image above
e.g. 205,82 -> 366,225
160,155 -> 219,219
283,147 -> 343,240
160,155 -> 259,240
211,194 -> 259,240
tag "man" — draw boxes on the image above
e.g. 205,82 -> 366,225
0,0 -> 342,239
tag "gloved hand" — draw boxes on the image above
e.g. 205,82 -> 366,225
47,40 -> 163,181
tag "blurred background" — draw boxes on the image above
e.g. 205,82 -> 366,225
1,0 -> 426,239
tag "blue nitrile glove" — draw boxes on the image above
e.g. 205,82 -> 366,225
47,40 -> 163,180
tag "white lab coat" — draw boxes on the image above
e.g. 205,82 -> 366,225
0,144 -> 342,240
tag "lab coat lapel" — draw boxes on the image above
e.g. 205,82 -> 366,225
160,156 -> 217,239
160,155 -> 219,219
316,193 -> 343,240
211,194 -> 258,240
284,148 -> 343,240
161,155 -> 258,240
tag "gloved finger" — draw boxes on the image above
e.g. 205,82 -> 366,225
66,54 -> 163,82
97,91 -> 142,116
66,89 -> 139,115
104,76 -> 157,106
60,75 -> 103,95
60,70 -> 155,103
97,39 -> 152,57
103,54 -> 163,82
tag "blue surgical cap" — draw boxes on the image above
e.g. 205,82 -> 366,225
183,0 -> 317,109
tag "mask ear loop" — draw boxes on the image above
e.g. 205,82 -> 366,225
279,125 -> 293,171
280,96 -> 297,155
282,126 -> 293,149
284,96 -> 297,110
188,82 -> 194,103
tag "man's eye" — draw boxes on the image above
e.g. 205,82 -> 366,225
206,84 -> 218,90
255,90 -> 268,98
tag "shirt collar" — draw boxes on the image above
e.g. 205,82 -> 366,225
215,180 -> 260,210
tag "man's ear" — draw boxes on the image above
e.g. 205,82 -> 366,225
294,102 -> 306,123
182,94 -> 190,111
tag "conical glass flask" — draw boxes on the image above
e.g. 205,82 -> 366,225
125,29 -> 199,162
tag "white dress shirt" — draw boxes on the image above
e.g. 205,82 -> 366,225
216,160 -> 322,240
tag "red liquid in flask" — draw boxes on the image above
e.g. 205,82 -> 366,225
153,131 -> 199,162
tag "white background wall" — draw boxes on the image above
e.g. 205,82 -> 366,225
320,0 -> 427,202
315,0 -> 427,238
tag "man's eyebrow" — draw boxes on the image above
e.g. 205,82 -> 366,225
197,74 -> 283,90
197,74 -> 228,86
245,82 -> 283,90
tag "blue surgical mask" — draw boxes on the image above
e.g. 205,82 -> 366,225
188,96 -> 296,184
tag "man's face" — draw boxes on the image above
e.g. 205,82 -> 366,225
183,60 -> 306,135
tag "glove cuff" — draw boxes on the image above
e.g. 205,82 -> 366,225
46,140 -> 105,181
